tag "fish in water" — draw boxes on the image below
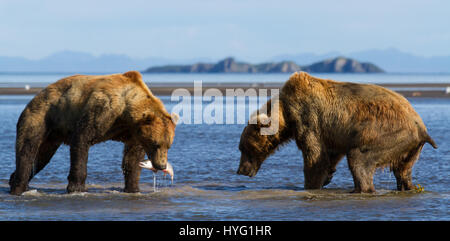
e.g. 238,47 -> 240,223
139,159 -> 174,183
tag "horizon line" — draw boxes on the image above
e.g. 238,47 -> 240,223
2,47 -> 450,61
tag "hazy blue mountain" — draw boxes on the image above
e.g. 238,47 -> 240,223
347,48 -> 450,73
303,57 -> 384,73
0,51 -> 214,73
255,61 -> 302,73
144,57 -> 383,73
271,51 -> 341,65
272,48 -> 450,73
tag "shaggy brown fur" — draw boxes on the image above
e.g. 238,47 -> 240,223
9,71 -> 177,195
237,72 -> 437,193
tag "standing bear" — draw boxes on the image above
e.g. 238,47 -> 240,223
237,72 -> 437,193
9,71 -> 178,195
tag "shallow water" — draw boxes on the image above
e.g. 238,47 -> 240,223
0,94 -> 449,220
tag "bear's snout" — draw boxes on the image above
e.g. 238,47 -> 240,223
152,162 -> 167,171
237,159 -> 256,177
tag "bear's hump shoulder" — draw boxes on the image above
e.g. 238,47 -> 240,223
288,71 -> 333,86
288,71 -> 312,83
290,71 -> 310,79
123,71 -> 143,81
122,71 -> 152,96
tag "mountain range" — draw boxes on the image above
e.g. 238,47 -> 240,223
0,51 -> 212,73
144,57 -> 384,73
273,48 -> 450,73
0,48 -> 448,73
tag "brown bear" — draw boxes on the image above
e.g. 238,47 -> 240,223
9,71 -> 178,195
237,72 -> 437,193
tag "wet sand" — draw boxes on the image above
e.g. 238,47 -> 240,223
1,83 -> 449,98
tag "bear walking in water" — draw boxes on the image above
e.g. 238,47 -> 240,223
237,72 -> 437,193
9,71 -> 178,195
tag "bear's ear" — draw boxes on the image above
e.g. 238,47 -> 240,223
256,113 -> 271,128
249,113 -> 270,127
170,112 -> 180,125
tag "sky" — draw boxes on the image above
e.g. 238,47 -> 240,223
1,0 -> 449,61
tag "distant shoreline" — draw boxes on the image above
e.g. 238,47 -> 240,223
2,72 -> 450,75
1,83 -> 449,98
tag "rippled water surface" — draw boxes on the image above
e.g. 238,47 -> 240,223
0,93 -> 449,220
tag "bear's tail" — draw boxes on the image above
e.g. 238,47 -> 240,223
424,134 -> 438,149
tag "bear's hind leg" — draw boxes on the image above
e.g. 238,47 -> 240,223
393,167 -> 414,191
347,149 -> 377,193
28,138 -> 61,181
10,130 -> 46,195
393,144 -> 424,191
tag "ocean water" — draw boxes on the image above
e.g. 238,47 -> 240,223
1,72 -> 450,88
0,74 -> 449,220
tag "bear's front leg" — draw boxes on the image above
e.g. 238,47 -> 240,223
298,133 -> 330,190
67,116 -> 95,193
66,94 -> 118,193
301,150 -> 332,189
303,163 -> 330,189
122,142 -> 145,193
67,139 -> 90,193
322,152 -> 345,187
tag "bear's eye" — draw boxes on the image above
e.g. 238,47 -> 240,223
151,142 -> 161,149
143,118 -> 153,125
142,113 -> 155,125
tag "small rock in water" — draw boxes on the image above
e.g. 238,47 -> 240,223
139,159 -> 174,183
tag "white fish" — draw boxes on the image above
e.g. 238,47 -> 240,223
139,160 -> 174,182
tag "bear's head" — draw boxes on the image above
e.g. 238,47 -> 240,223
237,96 -> 290,177
135,109 -> 179,171
237,113 -> 280,177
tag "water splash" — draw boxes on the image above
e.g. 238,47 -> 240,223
22,189 -> 39,196
153,172 -> 157,192
139,160 -> 174,192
